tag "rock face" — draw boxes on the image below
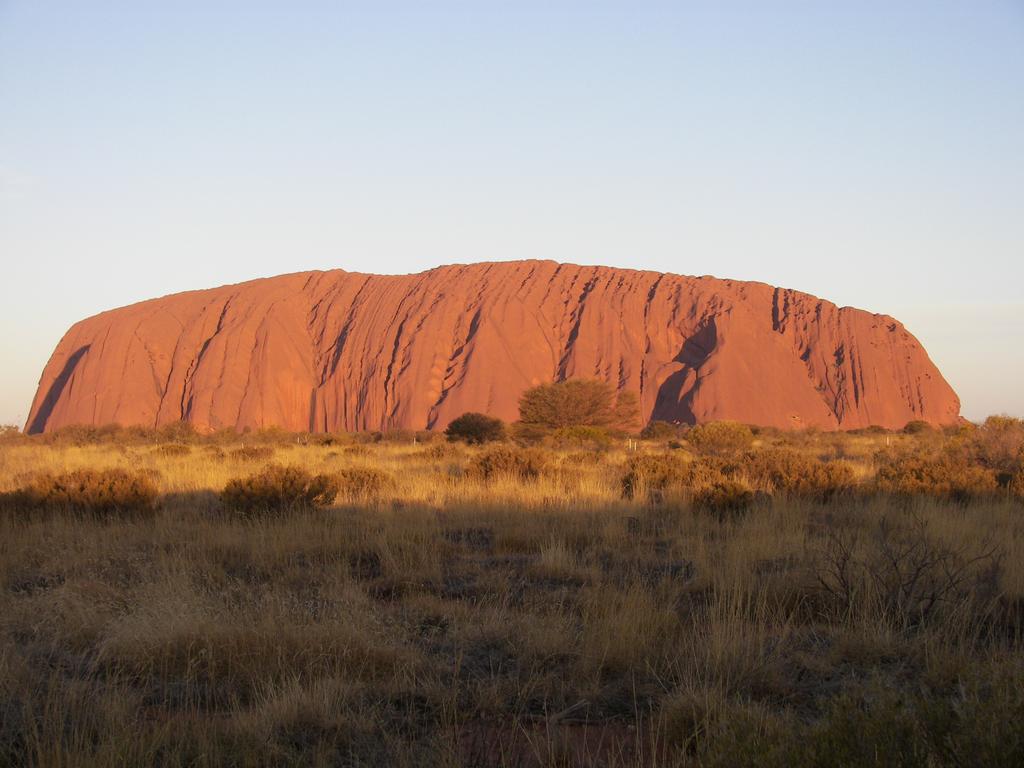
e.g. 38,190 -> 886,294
27,261 -> 960,433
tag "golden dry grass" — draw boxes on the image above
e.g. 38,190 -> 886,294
1,425 -> 1022,766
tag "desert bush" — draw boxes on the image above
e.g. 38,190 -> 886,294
687,421 -> 754,456
354,428 -> 428,444
518,379 -> 639,430
560,450 -> 604,467
969,415 -> 1024,473
621,454 -> 732,500
229,446 -> 275,462
220,465 -> 339,517
1010,467 -> 1024,500
902,419 -> 935,435
875,454 -> 998,502
152,443 -> 192,458
816,518 -> 1000,630
621,454 -> 754,514
205,426 -> 241,444
336,467 -> 394,500
237,426 -> 294,445
43,423 -> 124,445
508,421 -> 551,444
444,412 -> 505,444
691,479 -> 755,517
156,420 -> 198,442
467,445 -> 547,481
640,420 -> 679,440
419,442 -> 463,461
293,432 -> 338,447
116,424 -> 157,442
749,424 -> 782,439
549,425 -> 612,446
698,674 -> 1024,767
740,448 -> 855,500
377,429 -> 418,444
622,454 -> 681,499
857,424 -> 891,435
2,468 -> 159,519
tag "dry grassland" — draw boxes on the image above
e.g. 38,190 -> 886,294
1,423 -> 1022,766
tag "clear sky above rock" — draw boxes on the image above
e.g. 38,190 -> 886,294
1,1 -> 1022,425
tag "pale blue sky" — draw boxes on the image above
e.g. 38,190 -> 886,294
1,1 -> 1022,425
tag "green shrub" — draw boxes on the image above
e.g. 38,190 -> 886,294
467,446 -> 547,481
444,412 -> 506,444
739,448 -> 854,500
2,468 -> 159,519
337,467 -> 394,500
875,455 -> 998,502
687,421 -> 754,456
220,465 -> 339,517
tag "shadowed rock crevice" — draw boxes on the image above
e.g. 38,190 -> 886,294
27,344 -> 91,434
650,323 -> 717,426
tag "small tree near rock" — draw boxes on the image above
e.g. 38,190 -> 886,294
518,379 -> 639,431
687,421 -> 754,456
445,412 -> 506,444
